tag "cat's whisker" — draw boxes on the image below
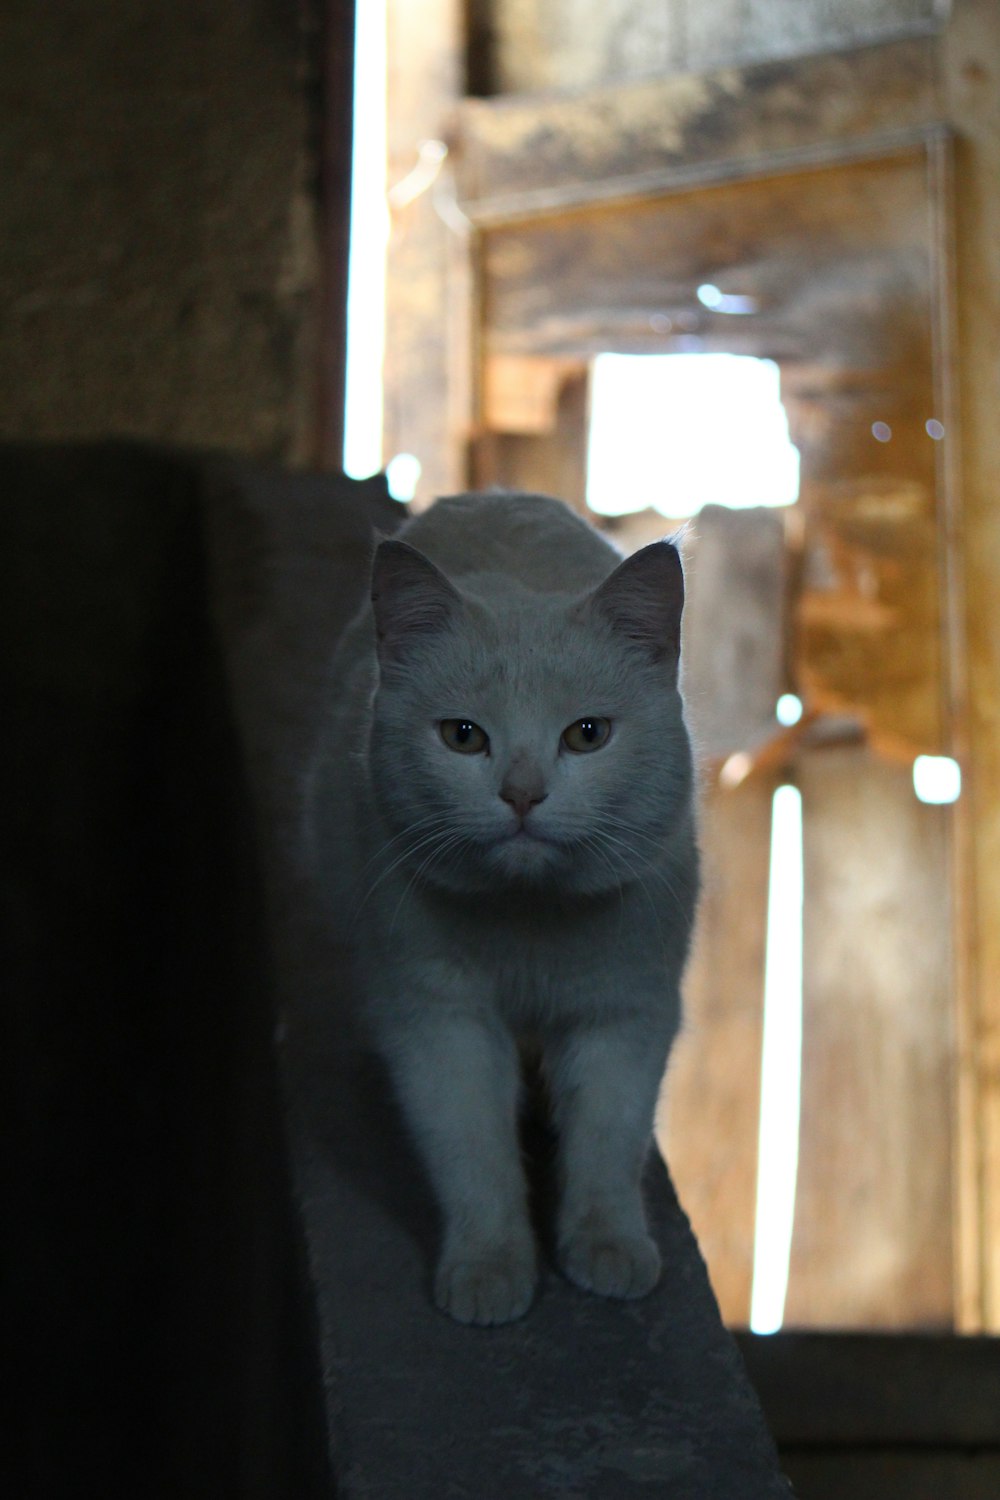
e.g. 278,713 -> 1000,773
387,830 -> 471,936
586,827 -> 671,952
591,812 -> 669,855
387,834 -> 457,931
589,816 -> 691,924
356,810 -> 454,879
577,833 -> 627,945
351,820 -> 458,925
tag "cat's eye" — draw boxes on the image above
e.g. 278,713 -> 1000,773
440,719 -> 489,754
562,717 -> 612,753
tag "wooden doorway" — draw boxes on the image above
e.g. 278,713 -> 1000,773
455,61 -> 962,1330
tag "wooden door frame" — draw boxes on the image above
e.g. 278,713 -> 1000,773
452,35 -> 985,1327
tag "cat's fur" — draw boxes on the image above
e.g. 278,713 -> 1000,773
311,491 -> 699,1324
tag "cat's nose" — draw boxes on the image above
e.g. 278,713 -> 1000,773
500,786 -> 547,820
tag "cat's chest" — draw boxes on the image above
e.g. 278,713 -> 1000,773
440,897 -> 652,1026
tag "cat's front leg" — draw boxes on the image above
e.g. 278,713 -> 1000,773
546,1012 -> 675,1300
379,1005 -> 536,1325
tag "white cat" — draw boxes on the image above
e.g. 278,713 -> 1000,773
311,492 -> 699,1324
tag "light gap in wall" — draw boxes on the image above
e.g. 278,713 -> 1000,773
343,0 -> 388,480
749,783 -> 804,1335
586,353 -> 800,518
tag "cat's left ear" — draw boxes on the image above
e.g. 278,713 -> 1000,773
371,538 -> 462,664
588,540 -> 684,674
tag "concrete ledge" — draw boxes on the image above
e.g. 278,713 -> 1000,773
286,1003 -> 793,1497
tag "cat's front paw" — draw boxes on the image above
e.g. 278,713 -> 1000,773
434,1240 -> 537,1326
559,1225 -> 661,1300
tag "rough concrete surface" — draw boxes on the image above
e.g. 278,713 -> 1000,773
0,2 -> 318,461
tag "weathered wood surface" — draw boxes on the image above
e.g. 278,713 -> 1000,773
401,0 -> 1000,1334
660,774 -> 775,1326
664,508 -> 786,1324
470,364 -> 590,511
480,352 -> 584,434
779,1450 -> 1000,1500
785,746 -> 953,1328
478,151 -> 947,765
384,0 -> 469,505
471,144 -> 956,1331
681,506 -> 787,764
941,0 -> 1000,1334
457,37 -> 939,220
737,1330 -> 1000,1446
739,1326 -> 1000,1496
478,152 -> 933,364
472,0 -> 941,96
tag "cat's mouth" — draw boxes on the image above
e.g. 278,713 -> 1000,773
503,823 -> 554,845
490,823 -> 564,879
487,844 -> 554,889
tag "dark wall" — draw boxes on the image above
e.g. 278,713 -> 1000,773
0,1 -> 322,461
3,443 -> 332,1497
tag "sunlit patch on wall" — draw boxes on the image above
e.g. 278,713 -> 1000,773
343,0 -> 388,480
750,784 -> 804,1335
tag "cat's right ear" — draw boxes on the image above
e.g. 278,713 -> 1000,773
587,539 -> 684,677
371,539 -> 461,664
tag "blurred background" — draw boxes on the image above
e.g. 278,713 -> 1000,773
3,0 -> 999,1344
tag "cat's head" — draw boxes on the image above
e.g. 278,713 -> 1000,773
367,537 -> 692,899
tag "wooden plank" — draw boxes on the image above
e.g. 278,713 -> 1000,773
478,152 -> 949,766
478,152 -> 934,362
779,1450 -> 1000,1500
456,37 -> 939,222
483,0 -> 685,95
481,353 -> 585,434
785,746 -> 953,1328
313,0 -> 356,469
736,1330 -> 1000,1446
384,0 -> 468,504
478,0 -> 940,98
659,773 -> 775,1326
940,0 -> 1000,1334
681,505 -> 787,764
469,430 -> 781,1332
470,365 -> 590,512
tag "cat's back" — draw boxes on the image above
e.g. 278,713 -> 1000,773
399,491 -> 618,594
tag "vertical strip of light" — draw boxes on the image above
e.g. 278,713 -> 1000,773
343,0 -> 388,478
749,784 -> 804,1334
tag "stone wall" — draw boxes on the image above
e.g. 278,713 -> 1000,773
0,1 -> 320,462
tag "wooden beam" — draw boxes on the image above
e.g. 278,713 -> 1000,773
681,506 -> 787,764
659,774 -> 774,1327
384,0 -> 468,505
785,747 -> 953,1328
940,0 -> 1000,1332
470,366 -> 590,511
314,0 -> 356,469
456,37 -> 939,224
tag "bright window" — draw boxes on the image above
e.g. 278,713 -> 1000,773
587,353 -> 800,519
